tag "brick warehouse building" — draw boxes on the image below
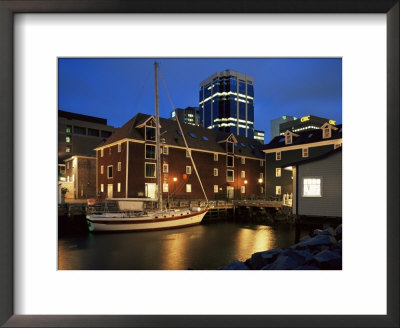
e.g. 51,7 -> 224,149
95,113 -> 265,200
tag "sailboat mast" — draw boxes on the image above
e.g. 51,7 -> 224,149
154,62 -> 162,210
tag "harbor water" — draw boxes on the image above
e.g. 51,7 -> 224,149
58,221 -> 320,270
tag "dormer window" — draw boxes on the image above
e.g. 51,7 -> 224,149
285,134 -> 292,145
321,123 -> 338,139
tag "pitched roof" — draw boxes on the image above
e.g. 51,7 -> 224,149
264,124 -> 342,150
97,113 -> 265,159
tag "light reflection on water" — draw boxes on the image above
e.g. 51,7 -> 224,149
58,222 -> 312,270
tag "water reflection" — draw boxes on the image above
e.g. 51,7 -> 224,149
58,222 -> 313,270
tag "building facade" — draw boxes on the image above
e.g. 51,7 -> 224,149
63,155 -> 97,199
254,129 -> 265,144
279,115 -> 337,135
289,149 -> 342,218
95,113 -> 265,201
263,123 -> 342,202
170,107 -> 200,126
58,110 -> 115,161
199,70 -> 255,138
270,115 -> 297,141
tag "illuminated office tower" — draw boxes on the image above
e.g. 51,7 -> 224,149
199,69 -> 254,138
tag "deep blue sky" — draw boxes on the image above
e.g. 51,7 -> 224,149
58,58 -> 342,140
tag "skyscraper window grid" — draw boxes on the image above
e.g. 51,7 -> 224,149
199,70 -> 254,138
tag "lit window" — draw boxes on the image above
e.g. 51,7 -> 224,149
145,144 -> 156,159
186,149 -> 191,158
323,127 -> 331,139
65,125 -> 72,133
163,183 -> 169,193
214,153 -> 218,161
101,149 -> 104,157
66,146 -> 71,153
334,143 -> 342,149
107,166 -> 113,178
227,155 -> 234,167
241,171 -> 245,178
302,148 -> 309,158
65,136 -> 71,143
241,186 -> 246,194
186,184 -> 191,193
276,186 -> 281,195
117,183 -> 121,192
118,162 -> 121,171
260,160 -> 264,167
101,165 -> 104,174
213,168 -> 218,176
276,168 -> 281,177
163,164 -> 169,173
260,172 -> 263,179
145,163 -> 156,178
186,166 -> 192,174
118,143 -> 121,152
163,146 -> 169,155
303,178 -> 322,197
241,157 -> 245,165
227,170 -> 234,182
101,184 -> 104,192
214,185 -> 218,193
276,152 -> 281,161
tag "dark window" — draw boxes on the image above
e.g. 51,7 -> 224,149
145,145 -> 156,159
227,155 -> 234,167
66,125 -> 72,133
177,130 -> 182,136
88,128 -> 99,137
108,166 -> 113,178
74,126 -> 86,135
145,163 -> 156,178
101,131 -> 112,138
227,142 -> 233,153
189,132 -> 197,138
202,136 -> 208,141
240,142 -> 246,147
226,170 -> 234,182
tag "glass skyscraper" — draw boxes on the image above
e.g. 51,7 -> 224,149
199,69 -> 254,138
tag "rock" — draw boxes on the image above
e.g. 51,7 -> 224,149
292,234 -> 336,249
294,265 -> 320,270
221,260 -> 250,270
313,227 -> 335,236
262,249 -> 306,270
335,224 -> 342,240
247,249 -> 282,270
312,249 -> 342,269
294,249 -> 314,262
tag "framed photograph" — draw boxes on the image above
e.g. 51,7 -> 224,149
1,1 -> 398,327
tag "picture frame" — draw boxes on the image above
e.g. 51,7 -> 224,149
0,0 -> 398,327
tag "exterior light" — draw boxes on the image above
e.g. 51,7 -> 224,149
244,180 -> 248,185
173,177 -> 177,182
258,178 -> 263,184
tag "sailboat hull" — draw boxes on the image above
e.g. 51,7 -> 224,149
86,209 -> 208,232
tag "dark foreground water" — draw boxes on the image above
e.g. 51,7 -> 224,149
58,221 -> 318,270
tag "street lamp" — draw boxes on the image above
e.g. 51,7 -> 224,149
172,177 -> 177,204
258,178 -> 263,198
244,180 -> 248,199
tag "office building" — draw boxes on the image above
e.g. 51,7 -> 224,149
270,115 -> 297,140
279,115 -> 337,135
170,107 -> 200,126
254,129 -> 265,144
199,70 -> 254,138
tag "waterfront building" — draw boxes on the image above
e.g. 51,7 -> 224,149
286,148 -> 342,218
279,115 -> 336,135
58,110 -> 115,161
199,69 -> 255,138
270,115 -> 296,141
263,122 -> 342,202
170,107 -> 200,126
61,155 -> 97,199
254,129 -> 265,144
95,113 -> 265,200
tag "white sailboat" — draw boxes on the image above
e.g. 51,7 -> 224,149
86,62 -> 209,232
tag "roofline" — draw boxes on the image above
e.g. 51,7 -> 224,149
64,155 -> 96,162
282,147 -> 342,167
263,138 -> 342,153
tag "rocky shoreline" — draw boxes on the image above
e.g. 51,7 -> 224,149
222,224 -> 342,270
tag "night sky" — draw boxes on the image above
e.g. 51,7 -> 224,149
58,58 -> 342,141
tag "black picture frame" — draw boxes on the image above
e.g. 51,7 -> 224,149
0,1 -> 398,327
